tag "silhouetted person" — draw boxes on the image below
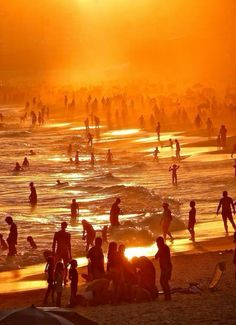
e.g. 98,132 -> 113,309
102,225 -> 108,244
206,118 -> 213,138
188,201 -> 196,242
14,162 -> 21,172
22,157 -> 29,167
156,122 -> 161,141
155,236 -> 172,300
27,236 -> 37,249
175,139 -> 181,160
87,132 -> 94,147
169,164 -> 179,185
217,191 -> 236,233
5,216 -> 17,256
52,221 -> 72,284
84,118 -> 89,131
169,138 -> 173,149
110,198 -> 121,226
0,234 -> 8,250
29,182 -> 37,206
161,203 -> 173,242
71,199 -> 79,218
75,151 -> 79,165
231,143 -> 236,158
82,219 -> 96,252
106,149 -> 113,164
219,125 -> 227,148
139,115 -> 145,129
132,256 -> 157,300
233,159 -> 236,178
67,144 -> 72,156
69,259 -> 78,307
54,261 -> 64,307
90,152 -> 95,167
30,149 -> 36,155
43,255 -> 55,305
195,114 -> 202,129
87,237 -> 105,281
153,147 -> 160,162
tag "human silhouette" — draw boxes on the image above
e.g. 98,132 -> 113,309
52,222 -> 72,284
153,147 -> 160,162
27,236 -> 37,249
156,122 -> 161,141
155,236 -> 172,300
14,162 -> 21,172
110,198 -> 121,226
188,201 -> 196,242
169,164 -> 179,185
175,139 -> 181,160
161,203 -> 173,242
69,259 -> 78,307
29,182 -> 37,206
106,149 -> 113,164
82,219 -> 96,252
54,261 -> 64,307
22,157 -> 29,167
71,199 -> 79,218
87,237 -> 105,281
5,216 -> 17,256
217,191 -> 236,233
43,256 -> 55,305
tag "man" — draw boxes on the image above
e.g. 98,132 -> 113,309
110,198 -> 121,226
87,237 -> 105,281
70,199 -> 79,218
52,222 -> 72,284
217,191 -> 236,233
155,236 -> 172,301
5,216 -> 17,256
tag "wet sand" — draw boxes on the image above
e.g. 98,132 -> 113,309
1,249 -> 236,325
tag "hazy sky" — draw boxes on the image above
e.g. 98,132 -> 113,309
0,0 -> 235,85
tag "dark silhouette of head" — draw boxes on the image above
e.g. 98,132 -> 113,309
156,236 -> 165,248
95,237 -> 102,247
30,182 -> 34,187
116,198 -> 121,204
72,199 -> 76,203
108,241 -> 117,254
5,216 -> 13,225
162,202 -> 169,209
190,200 -> 196,208
223,191 -> 228,198
61,221 -> 68,230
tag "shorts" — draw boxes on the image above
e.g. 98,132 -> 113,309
222,213 -> 234,223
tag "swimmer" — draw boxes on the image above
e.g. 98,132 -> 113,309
13,162 -> 21,172
22,157 -> 29,167
106,149 -> 113,164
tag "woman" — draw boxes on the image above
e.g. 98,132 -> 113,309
160,203 -> 174,242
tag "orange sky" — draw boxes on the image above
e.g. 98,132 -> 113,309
0,0 -> 235,85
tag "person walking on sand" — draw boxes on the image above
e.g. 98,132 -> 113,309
52,222 -> 72,284
155,236 -> 172,300
217,191 -> 236,233
169,164 -> 179,185
188,201 -> 196,242
161,203 -> 174,242
153,146 -> 160,162
71,199 -> 79,218
175,139 -> 181,160
5,216 -> 17,256
29,182 -> 37,206
110,198 -> 121,227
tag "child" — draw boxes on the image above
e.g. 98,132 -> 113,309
153,147 -> 160,162
188,201 -> 196,242
169,164 -> 179,185
0,234 -> 8,250
27,236 -> 37,249
43,256 -> 55,305
69,259 -> 78,307
54,261 -> 64,307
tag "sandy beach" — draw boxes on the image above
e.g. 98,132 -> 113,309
1,248 -> 236,325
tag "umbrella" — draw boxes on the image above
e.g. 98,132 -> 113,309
0,305 -> 74,325
38,307 -> 98,325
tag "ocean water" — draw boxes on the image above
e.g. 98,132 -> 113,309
0,106 -> 235,271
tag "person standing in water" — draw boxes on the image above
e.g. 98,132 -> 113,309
153,146 -> 160,162
29,182 -> 37,206
156,122 -> 161,141
52,222 -> 72,284
216,191 -> 236,233
160,203 -> 174,242
106,149 -> 113,164
90,152 -> 95,167
169,164 -> 179,185
22,157 -> 29,167
188,201 -> 196,242
5,216 -> 18,256
110,198 -> 121,226
71,199 -> 79,218
175,139 -> 181,160
155,236 -> 172,300
169,138 -> 173,149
